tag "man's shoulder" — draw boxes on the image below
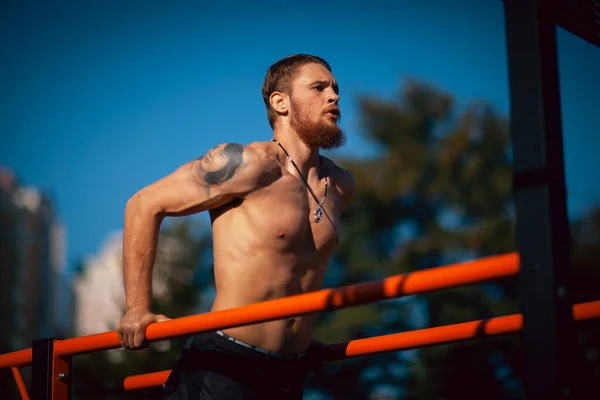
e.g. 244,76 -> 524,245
321,156 -> 354,179
321,156 -> 356,195
204,140 -> 273,164
242,141 -> 282,171
244,140 -> 275,158
194,141 -> 278,195
225,141 -> 281,180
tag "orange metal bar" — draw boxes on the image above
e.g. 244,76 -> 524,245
0,252 -> 519,368
54,332 -> 120,359
0,349 -> 32,369
123,370 -> 171,391
53,252 -> 519,358
11,367 -> 30,400
122,300 -> 600,390
332,314 -> 521,359
572,300 -> 600,321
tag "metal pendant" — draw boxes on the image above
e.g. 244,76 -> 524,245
314,206 -> 323,223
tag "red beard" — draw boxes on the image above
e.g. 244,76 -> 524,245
290,99 -> 346,150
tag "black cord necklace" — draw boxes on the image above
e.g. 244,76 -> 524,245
271,138 -> 329,223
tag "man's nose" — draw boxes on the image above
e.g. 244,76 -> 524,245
327,89 -> 339,104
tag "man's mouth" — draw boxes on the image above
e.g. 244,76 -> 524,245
324,108 -> 340,118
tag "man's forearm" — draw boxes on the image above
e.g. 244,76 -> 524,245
122,196 -> 163,311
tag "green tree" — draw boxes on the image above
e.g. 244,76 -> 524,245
307,79 -> 600,400
308,79 -> 519,399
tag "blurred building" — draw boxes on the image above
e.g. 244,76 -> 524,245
0,167 -> 73,398
72,231 -> 125,337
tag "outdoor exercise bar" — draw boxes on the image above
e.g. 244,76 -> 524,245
0,252 -> 519,370
0,252 -> 520,400
123,300 -> 600,391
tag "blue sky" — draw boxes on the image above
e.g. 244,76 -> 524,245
1,0 -> 599,272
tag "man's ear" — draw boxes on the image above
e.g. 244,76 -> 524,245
270,91 -> 289,116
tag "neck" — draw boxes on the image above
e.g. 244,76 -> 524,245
271,133 -> 331,225
272,128 -> 320,175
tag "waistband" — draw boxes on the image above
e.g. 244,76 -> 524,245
216,330 -> 306,360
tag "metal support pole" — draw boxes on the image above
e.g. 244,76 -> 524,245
32,338 -> 71,400
503,0 -> 577,399
32,339 -> 53,400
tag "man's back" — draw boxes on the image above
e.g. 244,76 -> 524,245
210,141 -> 352,354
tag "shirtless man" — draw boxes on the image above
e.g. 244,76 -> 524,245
117,54 -> 355,399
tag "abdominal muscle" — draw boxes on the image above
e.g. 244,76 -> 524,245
210,247 -> 324,355
206,171 -> 338,354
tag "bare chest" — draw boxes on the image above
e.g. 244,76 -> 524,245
245,174 -> 340,254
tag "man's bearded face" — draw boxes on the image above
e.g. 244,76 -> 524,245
290,96 -> 346,150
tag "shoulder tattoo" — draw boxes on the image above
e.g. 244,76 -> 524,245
192,143 -> 244,186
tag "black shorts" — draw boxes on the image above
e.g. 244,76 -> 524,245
162,330 -> 310,400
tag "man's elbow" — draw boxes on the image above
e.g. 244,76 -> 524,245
125,190 -> 164,220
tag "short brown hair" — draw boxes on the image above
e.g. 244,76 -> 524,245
262,54 -> 332,128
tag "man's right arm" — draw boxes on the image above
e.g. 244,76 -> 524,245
117,143 -> 265,349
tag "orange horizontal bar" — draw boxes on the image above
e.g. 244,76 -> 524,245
11,367 -> 30,400
0,252 -> 519,367
57,252 -> 519,358
123,370 -> 171,391
339,300 -> 599,358
123,300 -> 600,390
329,315 -> 521,360
54,331 -> 121,359
0,349 -> 32,369
573,300 -> 600,321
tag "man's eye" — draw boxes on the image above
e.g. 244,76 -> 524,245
314,86 -> 325,91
